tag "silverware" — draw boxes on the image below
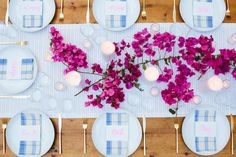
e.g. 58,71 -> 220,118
141,0 -> 147,20
58,113 -> 62,154
2,119 -> 7,154
86,0 -> 90,23
82,120 -> 88,154
59,0 -> 64,20
173,0 -> 177,23
231,114 -> 234,155
5,0 -> 9,26
226,0 -> 231,17
174,122 -> 179,154
142,116 -> 146,156
0,41 -> 28,46
0,95 -> 31,99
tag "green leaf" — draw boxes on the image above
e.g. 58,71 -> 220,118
164,58 -> 169,65
134,83 -> 140,89
142,64 -> 147,70
120,69 -> 125,76
169,108 -> 176,115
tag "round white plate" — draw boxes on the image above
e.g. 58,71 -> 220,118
182,105 -> 230,156
92,109 -> 142,156
6,110 -> 55,157
9,0 -> 55,32
180,0 -> 226,32
0,46 -> 38,94
92,0 -> 140,31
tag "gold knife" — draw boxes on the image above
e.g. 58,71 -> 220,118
231,114 -> 234,155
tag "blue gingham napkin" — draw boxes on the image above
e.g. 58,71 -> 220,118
193,0 -> 213,28
194,110 -> 217,152
22,0 -> 43,28
0,58 -> 34,80
105,0 -> 127,28
19,113 -> 41,155
106,113 -> 129,156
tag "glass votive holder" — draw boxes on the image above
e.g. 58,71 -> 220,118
63,99 -> 73,112
191,95 -> 202,105
80,24 -> 95,37
82,39 -> 93,50
150,86 -> 159,97
31,89 -> 43,102
54,82 -> 67,92
150,23 -> 160,34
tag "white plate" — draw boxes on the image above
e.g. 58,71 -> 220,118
182,105 -> 230,156
9,0 -> 55,32
0,46 -> 38,94
92,109 -> 142,156
180,0 -> 226,32
6,110 -> 55,157
92,0 -> 140,31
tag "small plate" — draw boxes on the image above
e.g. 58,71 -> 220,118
92,109 -> 142,156
180,0 -> 226,32
0,46 -> 38,94
92,0 -> 140,31
182,105 -> 230,156
6,110 -> 55,157
9,0 -> 55,32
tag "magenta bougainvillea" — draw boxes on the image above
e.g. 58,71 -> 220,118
50,26 -> 236,114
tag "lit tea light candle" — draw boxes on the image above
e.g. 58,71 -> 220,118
55,82 -> 66,91
150,24 -> 160,34
223,79 -> 231,89
65,71 -> 81,86
101,41 -> 115,56
191,95 -> 202,105
45,52 -> 53,62
83,39 -> 92,50
150,86 -> 159,96
207,75 -> 223,91
144,66 -> 160,82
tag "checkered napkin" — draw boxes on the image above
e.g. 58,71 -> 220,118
193,0 -> 213,28
106,113 -> 128,156
105,0 -> 127,28
22,0 -> 43,28
19,113 -> 41,155
0,58 -> 34,80
194,110 -> 217,152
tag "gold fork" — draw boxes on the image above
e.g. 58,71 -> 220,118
82,120 -> 88,154
5,0 -> 9,26
231,114 -> 234,155
174,122 -> 179,154
59,0 -> 64,20
141,0 -> 147,20
0,41 -> 28,46
2,119 -> 8,154
226,0 -> 231,17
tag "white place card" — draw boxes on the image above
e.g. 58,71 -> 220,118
105,1 -> 127,16
195,122 -> 216,137
20,1 -> 43,16
6,59 -> 22,80
19,125 -> 41,141
106,125 -> 128,141
193,2 -> 213,16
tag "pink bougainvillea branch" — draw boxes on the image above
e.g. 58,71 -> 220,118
49,26 -> 236,114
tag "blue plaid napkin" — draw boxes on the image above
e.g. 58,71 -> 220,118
0,58 -> 34,80
19,113 -> 41,155
105,0 -> 127,28
106,113 -> 128,156
22,0 -> 43,28
194,110 -> 217,152
193,0 -> 213,28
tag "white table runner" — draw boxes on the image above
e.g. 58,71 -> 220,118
0,23 -> 236,118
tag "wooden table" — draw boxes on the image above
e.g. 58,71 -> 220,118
0,0 -> 235,156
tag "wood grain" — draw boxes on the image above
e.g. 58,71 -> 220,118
0,0 -> 236,156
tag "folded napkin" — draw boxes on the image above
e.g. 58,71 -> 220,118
194,110 -> 217,152
193,0 -> 213,28
105,0 -> 127,28
22,0 -> 43,28
19,113 -> 42,155
106,112 -> 129,156
0,58 -> 34,80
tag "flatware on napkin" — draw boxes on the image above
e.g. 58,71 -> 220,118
226,0 -> 231,17
143,116 -> 146,156
141,0 -> 147,20
231,114 -> 234,155
5,0 -> 9,26
86,0 -> 90,23
2,119 -> 7,154
174,122 -> 179,154
59,0 -> 64,20
82,120 -> 88,154
58,113 -> 62,154
106,113 -> 128,156
0,41 -> 28,46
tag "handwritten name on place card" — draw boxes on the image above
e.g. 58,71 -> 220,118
105,1 -> 127,16
20,1 -> 43,16
193,2 -> 213,16
106,126 -> 128,141
195,122 -> 216,137
19,125 -> 40,141
6,59 -> 21,80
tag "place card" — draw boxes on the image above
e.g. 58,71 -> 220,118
193,1 -> 213,16
19,125 -> 41,141
105,1 -> 127,16
6,59 -> 22,80
195,121 -> 216,137
106,125 -> 128,141
20,1 -> 43,16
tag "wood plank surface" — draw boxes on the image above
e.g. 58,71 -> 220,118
0,0 -> 236,156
